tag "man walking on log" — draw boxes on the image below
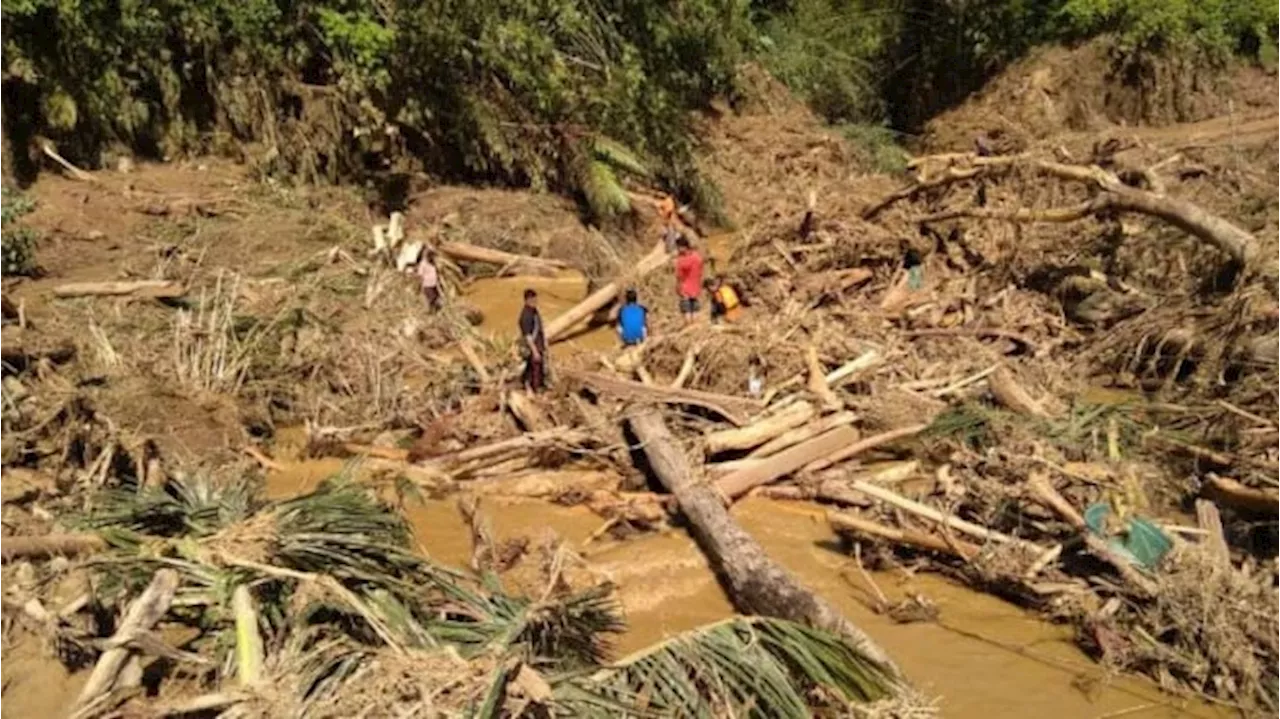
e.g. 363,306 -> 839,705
518,289 -> 547,393
674,237 -> 704,325
617,288 -> 649,347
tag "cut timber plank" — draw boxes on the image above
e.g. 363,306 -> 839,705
53,280 -> 184,299
702,401 -> 815,455
1195,499 -> 1230,564
716,425 -> 861,499
565,370 -> 762,426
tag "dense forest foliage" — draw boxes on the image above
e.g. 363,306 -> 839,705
2,0 -> 1275,215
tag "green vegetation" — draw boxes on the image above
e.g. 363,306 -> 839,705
1,190 -> 38,276
2,0 -> 1274,207
76,472 -> 899,715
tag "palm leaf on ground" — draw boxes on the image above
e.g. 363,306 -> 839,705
556,616 -> 899,718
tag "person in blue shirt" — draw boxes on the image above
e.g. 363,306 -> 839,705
617,288 -> 648,346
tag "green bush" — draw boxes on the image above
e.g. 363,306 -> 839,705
1060,0 -> 1279,60
2,191 -> 39,276
756,0 -> 894,123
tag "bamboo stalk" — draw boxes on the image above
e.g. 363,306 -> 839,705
232,586 -> 264,687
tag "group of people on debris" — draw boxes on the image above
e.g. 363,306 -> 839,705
467,194 -> 742,392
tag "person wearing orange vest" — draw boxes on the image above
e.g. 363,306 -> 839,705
707,276 -> 742,324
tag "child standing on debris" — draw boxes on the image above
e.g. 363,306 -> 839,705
617,288 -> 649,347
518,289 -> 547,393
417,249 -> 442,312
707,276 -> 742,324
674,237 -> 704,325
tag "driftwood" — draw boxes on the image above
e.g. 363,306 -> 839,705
437,241 -> 568,276
458,338 -> 493,384
627,409 -> 903,677
892,155 -> 1258,269
2,533 -> 106,562
507,391 -> 553,432
0,333 -> 77,372
41,140 -> 100,183
988,366 -> 1051,417
803,423 -> 928,474
717,426 -> 861,500
544,241 -> 668,342
806,345 -> 843,410
566,370 -> 763,427
902,327 -> 1038,355
53,280 -> 184,299
748,411 -> 858,459
829,511 -> 981,558
1194,499 -> 1230,564
427,428 -> 591,469
1203,474 -> 1279,514
701,401 -> 815,456
74,569 -> 180,712
849,476 -> 1040,552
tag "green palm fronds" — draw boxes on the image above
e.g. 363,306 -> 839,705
591,137 -> 651,179
74,469 -> 910,716
77,472 -> 260,537
574,136 -> 653,221
579,156 -> 632,220
562,616 -> 897,718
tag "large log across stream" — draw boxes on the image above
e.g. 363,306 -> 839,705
627,407 -> 904,678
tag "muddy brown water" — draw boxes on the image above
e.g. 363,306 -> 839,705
262,460 -> 1225,719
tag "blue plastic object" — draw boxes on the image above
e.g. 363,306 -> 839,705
1084,502 -> 1173,570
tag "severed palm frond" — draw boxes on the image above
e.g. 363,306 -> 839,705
77,472 -> 260,537
495,584 -> 625,667
559,616 -> 898,718
591,137 -> 650,179
578,156 -> 632,220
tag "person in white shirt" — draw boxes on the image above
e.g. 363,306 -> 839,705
418,250 -> 441,312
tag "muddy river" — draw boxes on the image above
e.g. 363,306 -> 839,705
261,449 -> 1224,719
428,240 -> 1226,718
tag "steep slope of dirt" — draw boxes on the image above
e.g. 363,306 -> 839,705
923,40 -> 1278,153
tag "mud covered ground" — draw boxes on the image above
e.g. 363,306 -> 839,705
2,43 -> 1276,717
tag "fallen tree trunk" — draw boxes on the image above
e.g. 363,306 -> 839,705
53,280 -> 184,299
717,426 -> 862,500
0,334 -> 77,372
895,156 -> 1258,269
1203,474 -> 1279,514
702,401 -> 815,456
566,369 -> 763,426
544,241 -> 668,342
2,533 -> 106,562
437,241 -> 569,276
627,409 -> 903,677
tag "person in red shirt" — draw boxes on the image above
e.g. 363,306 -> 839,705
673,237 -> 704,325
